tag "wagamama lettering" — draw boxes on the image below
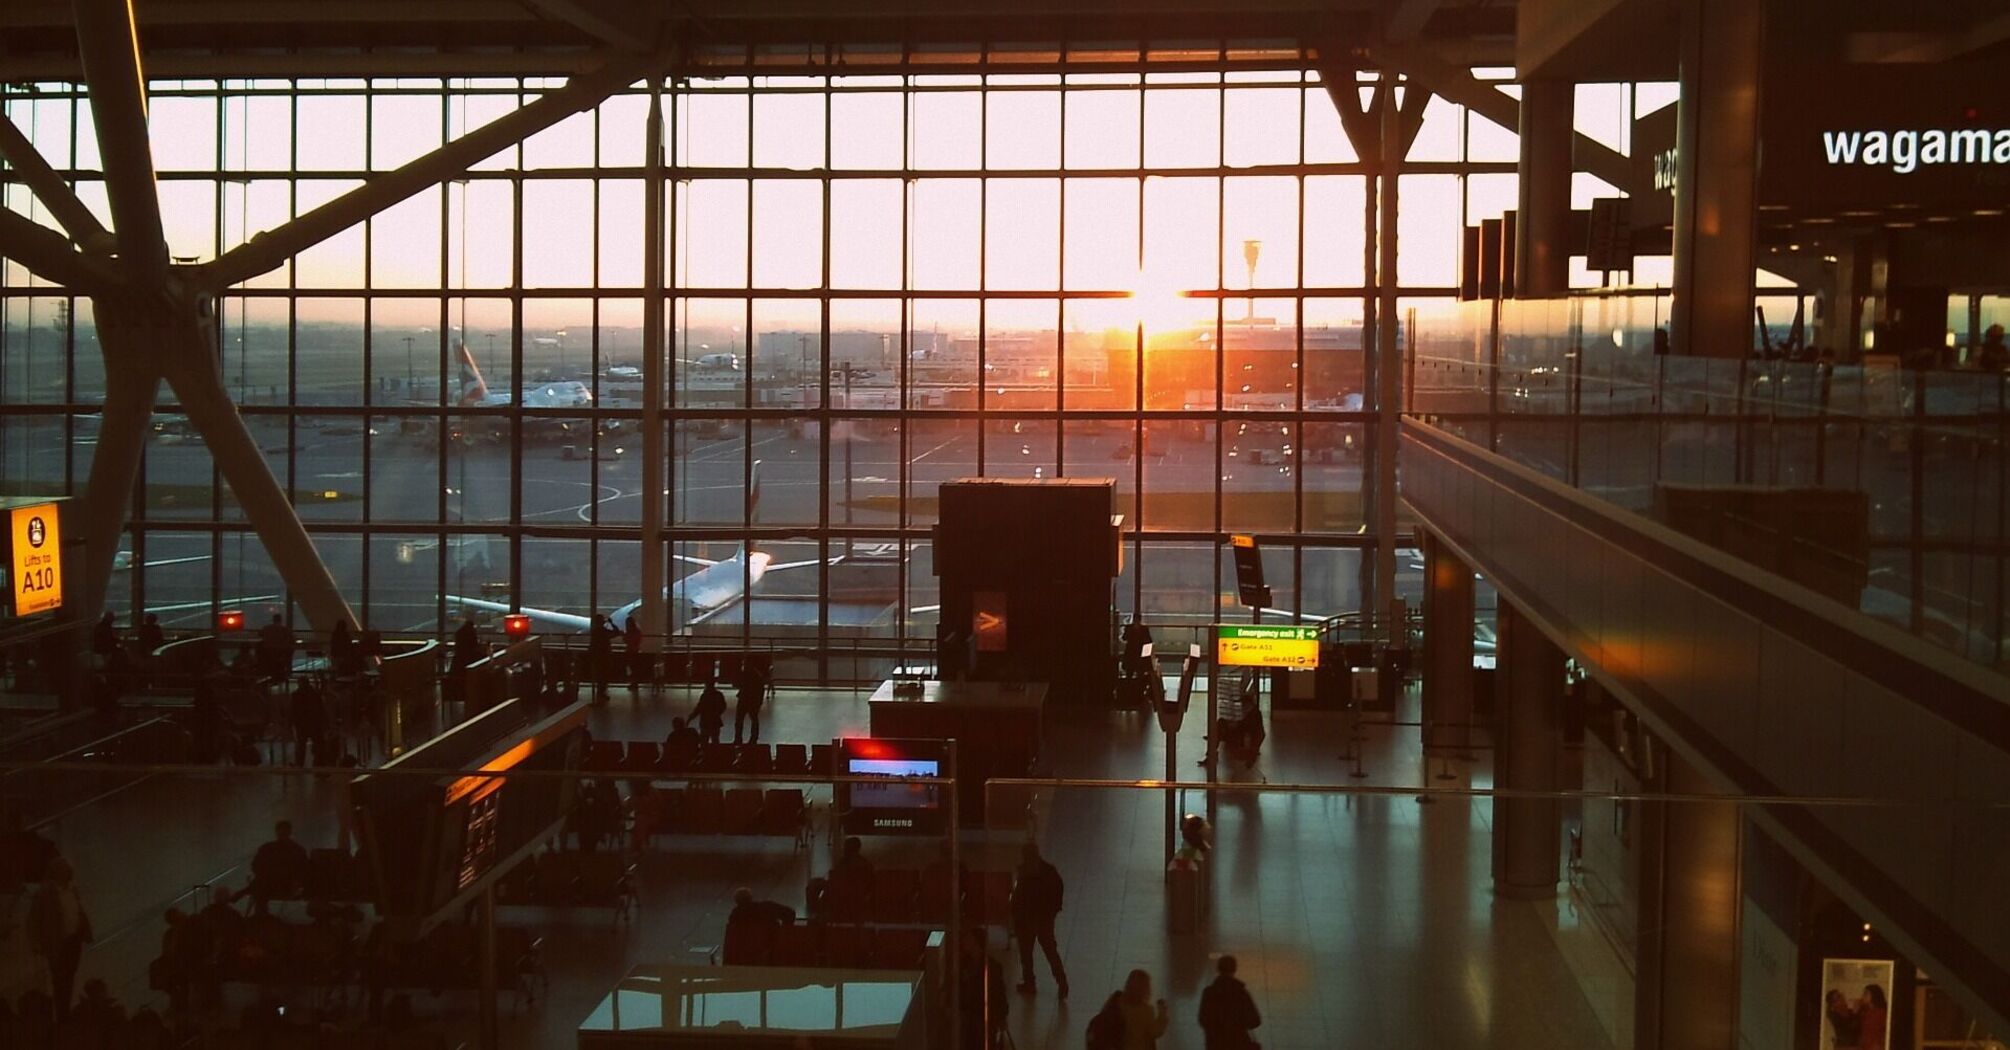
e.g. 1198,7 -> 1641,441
1822,128 -> 2010,173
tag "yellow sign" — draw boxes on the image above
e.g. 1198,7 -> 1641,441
1214,624 -> 1319,668
9,503 -> 63,616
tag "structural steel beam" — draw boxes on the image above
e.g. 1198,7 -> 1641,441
521,0 -> 650,49
73,0 -> 170,285
158,316 -> 358,632
0,206 -> 123,292
0,115 -> 114,254
1364,39 -> 1652,198
77,324 -> 160,623
1382,0 -> 1439,42
195,46 -> 667,292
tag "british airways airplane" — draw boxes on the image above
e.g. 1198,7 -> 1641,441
450,460 -> 833,634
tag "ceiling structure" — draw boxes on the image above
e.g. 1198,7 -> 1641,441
0,0 -> 1519,79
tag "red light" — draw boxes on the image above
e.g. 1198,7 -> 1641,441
217,609 -> 245,632
502,613 -> 532,638
843,737 -> 892,759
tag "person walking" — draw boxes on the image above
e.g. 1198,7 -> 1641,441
694,674 -> 727,744
29,856 -> 93,1019
290,681 -> 328,768
1118,968 -> 1170,1049
1009,841 -> 1068,998
257,614 -> 294,681
733,658 -> 766,744
624,617 -> 647,694
1197,954 -> 1261,1048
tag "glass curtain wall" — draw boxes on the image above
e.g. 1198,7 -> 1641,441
0,53 -> 1518,662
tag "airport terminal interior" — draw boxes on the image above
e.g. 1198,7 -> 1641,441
2,1 -> 2008,1047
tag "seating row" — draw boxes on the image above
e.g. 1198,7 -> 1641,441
634,786 -> 808,844
815,867 -> 1014,927
494,849 -> 637,919
581,739 -> 831,778
721,921 -> 937,971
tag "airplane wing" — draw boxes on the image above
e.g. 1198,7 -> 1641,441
143,555 -> 213,569
673,553 -> 721,567
448,595 -> 595,633
763,554 -> 846,572
145,594 -> 280,616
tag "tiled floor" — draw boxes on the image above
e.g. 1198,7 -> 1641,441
17,682 -> 1622,1049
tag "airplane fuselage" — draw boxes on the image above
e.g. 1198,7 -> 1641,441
609,548 -> 773,632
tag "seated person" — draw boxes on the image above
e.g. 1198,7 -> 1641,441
662,717 -> 701,766
722,887 -> 795,964
248,820 -> 309,911
832,835 -> 874,881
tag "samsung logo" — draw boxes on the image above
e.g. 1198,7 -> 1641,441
1822,128 -> 2010,173
872,818 -> 914,829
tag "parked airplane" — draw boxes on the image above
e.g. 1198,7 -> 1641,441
450,460 -> 834,634
690,351 -> 741,372
454,342 -> 594,409
112,550 -> 211,572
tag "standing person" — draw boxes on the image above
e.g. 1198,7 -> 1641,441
1009,841 -> 1068,998
257,614 -> 293,681
1118,968 -> 1169,1049
451,618 -> 482,672
329,618 -> 357,676
587,615 -> 614,703
734,659 -> 766,744
290,681 -> 328,768
92,612 -> 120,662
1197,955 -> 1261,1049
29,856 -> 93,1019
1857,985 -> 1888,1050
247,821 -> 308,913
624,617 -> 646,694
1977,324 -> 2009,371
694,674 -> 727,744
137,613 -> 165,655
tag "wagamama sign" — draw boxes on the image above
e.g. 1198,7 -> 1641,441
1822,128 -> 2010,173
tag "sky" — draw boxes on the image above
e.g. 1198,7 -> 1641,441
3,74 -> 1663,336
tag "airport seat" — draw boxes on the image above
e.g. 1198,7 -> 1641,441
808,742 -> 835,775
872,868 -> 921,924
773,743 -> 810,776
773,921 -> 822,967
693,743 -> 733,775
582,739 -> 623,774
826,871 -> 873,924
622,740 -> 662,774
822,923 -> 871,968
722,787 -> 764,834
677,786 -> 726,835
660,736 -> 699,775
873,927 -> 929,971
734,743 -> 772,775
721,916 -> 777,965
760,788 -> 808,847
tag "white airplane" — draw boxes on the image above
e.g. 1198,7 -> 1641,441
112,550 -> 212,572
450,460 -> 834,634
690,351 -> 741,372
454,342 -> 594,409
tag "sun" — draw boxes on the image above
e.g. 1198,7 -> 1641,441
1125,272 -> 1206,334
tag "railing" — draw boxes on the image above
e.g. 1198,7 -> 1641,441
0,714 -> 191,829
1409,294 -> 2010,674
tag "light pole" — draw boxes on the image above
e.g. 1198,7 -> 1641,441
404,335 -> 415,394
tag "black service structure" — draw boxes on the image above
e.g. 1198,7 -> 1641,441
934,478 -> 1119,707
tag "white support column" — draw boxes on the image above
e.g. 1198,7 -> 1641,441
1373,81 -> 1402,637
639,83 -> 667,648
1670,0 -> 1765,358
78,318 -> 161,622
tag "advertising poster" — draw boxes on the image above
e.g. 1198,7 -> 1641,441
1821,958 -> 1894,1050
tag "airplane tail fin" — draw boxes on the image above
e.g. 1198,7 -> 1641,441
455,342 -> 490,406
746,459 -> 763,557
